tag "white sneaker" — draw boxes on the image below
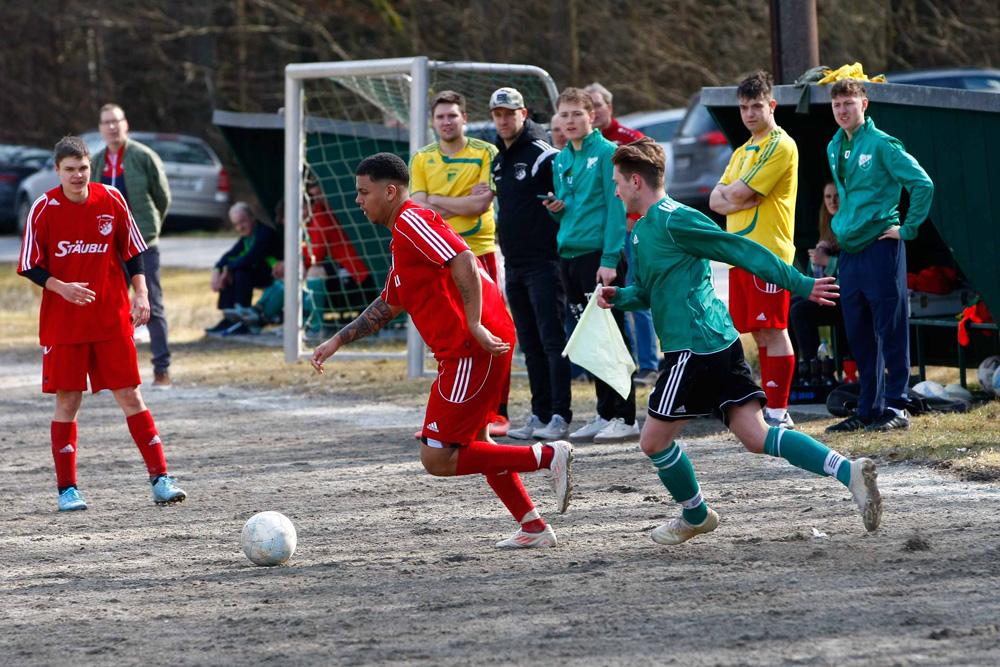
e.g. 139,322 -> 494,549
496,525 -> 557,549
534,414 -> 569,440
507,415 -> 545,440
548,440 -> 574,513
764,407 -> 795,429
592,417 -> 640,443
568,416 -> 609,442
133,324 -> 151,343
651,508 -> 720,545
848,458 -> 883,532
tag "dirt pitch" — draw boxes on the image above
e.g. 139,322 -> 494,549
2,357 -> 1000,667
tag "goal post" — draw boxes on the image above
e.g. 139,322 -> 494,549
283,57 -> 559,376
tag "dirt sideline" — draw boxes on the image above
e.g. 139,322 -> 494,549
2,357 -> 999,666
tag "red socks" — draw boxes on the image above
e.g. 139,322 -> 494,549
486,473 -> 545,531
126,410 -> 167,477
764,354 -> 795,411
455,441 -> 543,476
51,421 -> 77,488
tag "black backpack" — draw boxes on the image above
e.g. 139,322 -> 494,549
826,382 -> 970,417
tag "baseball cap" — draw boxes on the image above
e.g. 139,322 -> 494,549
489,87 -> 525,110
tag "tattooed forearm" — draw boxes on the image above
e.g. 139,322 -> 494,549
456,279 -> 472,305
335,298 -> 394,344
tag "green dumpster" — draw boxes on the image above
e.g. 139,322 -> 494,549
701,83 -> 1000,374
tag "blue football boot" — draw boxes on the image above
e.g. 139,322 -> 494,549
151,476 -> 187,505
58,487 -> 88,511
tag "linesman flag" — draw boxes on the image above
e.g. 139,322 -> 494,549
562,287 -> 636,400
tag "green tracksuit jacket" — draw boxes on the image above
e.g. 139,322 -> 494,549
827,117 -> 934,254
550,129 -> 626,268
611,197 -> 815,354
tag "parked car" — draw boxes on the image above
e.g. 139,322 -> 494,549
0,144 -> 52,232
885,67 -> 1000,91
17,131 -> 229,234
669,94 -> 733,213
616,108 -> 686,187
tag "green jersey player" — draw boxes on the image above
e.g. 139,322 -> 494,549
597,138 -> 883,545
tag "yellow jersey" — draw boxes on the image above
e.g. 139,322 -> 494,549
409,138 -> 498,256
720,126 -> 798,264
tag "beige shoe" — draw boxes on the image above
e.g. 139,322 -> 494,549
848,458 -> 883,531
651,508 -> 720,545
152,371 -> 172,390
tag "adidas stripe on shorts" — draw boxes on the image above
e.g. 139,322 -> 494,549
648,339 -> 765,425
422,349 -> 512,447
728,266 -> 790,333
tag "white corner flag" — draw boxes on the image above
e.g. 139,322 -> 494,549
562,287 -> 636,400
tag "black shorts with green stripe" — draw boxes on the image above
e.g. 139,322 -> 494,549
648,339 -> 765,425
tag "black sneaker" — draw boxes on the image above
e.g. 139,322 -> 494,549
826,413 -> 871,433
205,319 -> 231,334
865,409 -> 910,432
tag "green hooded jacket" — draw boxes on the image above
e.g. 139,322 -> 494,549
826,116 -> 933,254
550,129 -> 626,268
91,138 -> 171,247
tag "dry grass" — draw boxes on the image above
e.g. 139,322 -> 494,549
2,262 -> 997,477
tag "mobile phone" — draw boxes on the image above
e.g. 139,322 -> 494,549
537,194 -> 554,200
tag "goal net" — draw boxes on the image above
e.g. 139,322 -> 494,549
283,58 -> 559,375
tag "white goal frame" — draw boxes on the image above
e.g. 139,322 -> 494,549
283,57 -> 559,376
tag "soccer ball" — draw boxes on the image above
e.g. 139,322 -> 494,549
978,356 -> 1000,395
944,384 -> 973,401
993,367 -> 1000,398
911,380 -> 947,399
241,511 -> 297,566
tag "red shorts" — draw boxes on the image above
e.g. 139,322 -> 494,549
42,336 -> 141,394
728,267 -> 790,333
423,350 -> 512,446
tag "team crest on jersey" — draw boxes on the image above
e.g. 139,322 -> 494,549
97,214 -> 114,236
514,163 -> 527,180
858,153 -> 873,171
632,233 -> 639,245
587,157 -> 599,169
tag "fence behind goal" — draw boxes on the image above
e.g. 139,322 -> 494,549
283,58 -> 559,375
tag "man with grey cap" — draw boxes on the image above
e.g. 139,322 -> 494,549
487,87 -> 572,440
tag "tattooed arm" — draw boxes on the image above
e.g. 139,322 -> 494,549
311,297 -> 402,373
448,250 -> 511,356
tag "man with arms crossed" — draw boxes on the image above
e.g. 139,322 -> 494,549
824,79 -> 933,432
488,87 -> 571,442
19,136 -> 186,511
710,70 -> 799,429
312,153 -> 573,549
545,87 -> 638,443
91,104 -> 173,388
598,138 -> 881,545
409,90 -> 511,436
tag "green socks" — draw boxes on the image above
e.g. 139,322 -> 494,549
763,427 -> 851,486
649,443 -> 708,525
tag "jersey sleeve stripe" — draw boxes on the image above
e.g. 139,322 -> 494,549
19,195 -> 49,272
743,134 -> 781,183
106,185 -> 148,254
400,209 -> 457,262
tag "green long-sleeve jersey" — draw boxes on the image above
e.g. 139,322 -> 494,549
610,197 -> 815,354
549,129 -> 626,268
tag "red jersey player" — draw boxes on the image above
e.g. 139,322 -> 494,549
311,152 -> 573,549
18,136 -> 186,511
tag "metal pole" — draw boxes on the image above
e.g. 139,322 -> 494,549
283,71 -> 304,363
406,56 -> 430,378
769,0 -> 819,85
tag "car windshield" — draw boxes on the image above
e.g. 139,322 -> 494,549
677,103 -> 719,138
142,139 -> 216,166
0,145 -> 53,168
963,76 -> 1000,92
639,119 -> 682,143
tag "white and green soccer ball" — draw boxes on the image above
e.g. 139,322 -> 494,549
978,356 -> 1000,396
241,511 -> 297,566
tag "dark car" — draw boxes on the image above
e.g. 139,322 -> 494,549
669,94 -> 733,214
885,67 -> 1000,91
0,144 -> 52,231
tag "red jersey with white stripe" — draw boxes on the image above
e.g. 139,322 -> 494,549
380,201 -> 515,360
601,117 -> 645,146
19,184 -> 147,346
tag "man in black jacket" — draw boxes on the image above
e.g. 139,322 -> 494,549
488,87 -> 572,441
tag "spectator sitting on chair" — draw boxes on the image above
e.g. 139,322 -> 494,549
206,202 -> 282,335
789,181 -> 850,368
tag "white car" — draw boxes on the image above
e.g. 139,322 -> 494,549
17,131 -> 229,233
616,108 -> 686,188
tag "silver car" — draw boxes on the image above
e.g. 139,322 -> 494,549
17,131 -> 229,233
615,108 -> 686,188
